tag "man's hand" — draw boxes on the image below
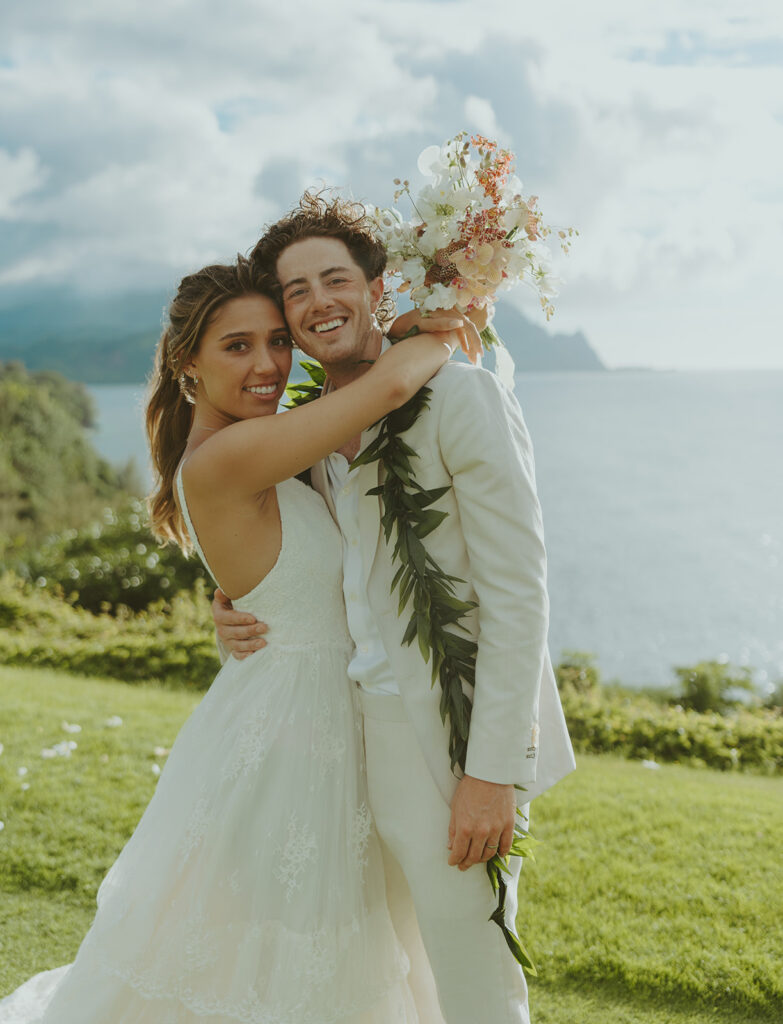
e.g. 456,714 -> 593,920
447,775 -> 516,871
211,588 -> 268,659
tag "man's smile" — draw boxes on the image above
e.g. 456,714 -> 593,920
312,317 -> 348,334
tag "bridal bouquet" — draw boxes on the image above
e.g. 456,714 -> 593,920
372,132 -> 575,350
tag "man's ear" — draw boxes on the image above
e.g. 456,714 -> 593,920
368,276 -> 385,311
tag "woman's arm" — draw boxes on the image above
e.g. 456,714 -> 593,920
185,331 -> 461,499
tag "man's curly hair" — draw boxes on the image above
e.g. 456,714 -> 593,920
250,190 -> 397,331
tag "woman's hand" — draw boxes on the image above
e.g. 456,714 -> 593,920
373,327 -> 463,402
389,307 -> 483,365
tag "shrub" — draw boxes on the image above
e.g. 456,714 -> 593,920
561,687 -> 783,774
762,679 -> 783,711
554,650 -> 601,695
674,659 -> 755,714
2,577 -> 781,775
8,500 -> 209,612
0,572 -> 218,688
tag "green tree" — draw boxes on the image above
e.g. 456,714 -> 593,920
0,362 -> 136,553
555,650 -> 601,695
674,659 -> 755,714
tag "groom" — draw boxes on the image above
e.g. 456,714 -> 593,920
213,192 -> 575,1023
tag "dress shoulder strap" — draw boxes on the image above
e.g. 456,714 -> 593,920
175,463 -> 219,584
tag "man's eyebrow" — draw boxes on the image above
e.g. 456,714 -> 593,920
281,266 -> 352,291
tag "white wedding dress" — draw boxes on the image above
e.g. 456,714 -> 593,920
0,475 -> 417,1023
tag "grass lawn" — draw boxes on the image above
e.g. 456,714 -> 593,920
521,755 -> 783,1023
1,664 -> 782,1023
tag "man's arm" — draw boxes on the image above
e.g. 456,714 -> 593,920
212,589 -> 268,661
437,366 -> 549,868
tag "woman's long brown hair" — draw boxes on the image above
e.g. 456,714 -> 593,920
145,257 -> 277,549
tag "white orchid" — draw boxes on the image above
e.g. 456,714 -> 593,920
400,258 -> 427,291
417,144 -> 450,181
418,283 -> 457,311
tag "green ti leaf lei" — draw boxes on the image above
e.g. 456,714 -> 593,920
285,350 -> 538,976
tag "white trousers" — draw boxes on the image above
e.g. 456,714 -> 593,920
359,690 -> 530,1024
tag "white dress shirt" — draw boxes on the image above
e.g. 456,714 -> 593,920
325,450 -> 400,695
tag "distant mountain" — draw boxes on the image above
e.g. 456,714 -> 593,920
0,288 -> 169,384
490,302 -> 605,372
0,289 -> 605,382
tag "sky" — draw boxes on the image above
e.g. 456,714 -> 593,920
1,0 -> 782,370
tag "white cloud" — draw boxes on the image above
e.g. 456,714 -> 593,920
0,147 -> 47,218
463,96 -> 509,143
0,0 -> 781,366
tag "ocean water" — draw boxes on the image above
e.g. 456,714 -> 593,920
88,371 -> 783,690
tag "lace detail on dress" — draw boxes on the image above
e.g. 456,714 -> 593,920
92,907 -> 413,1023
275,812 -> 318,902
181,905 -> 220,973
302,927 -> 340,986
180,792 -> 210,862
311,696 -> 347,783
351,802 -> 373,886
223,700 -> 271,781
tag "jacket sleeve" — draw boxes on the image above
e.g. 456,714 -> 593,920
437,366 -> 549,787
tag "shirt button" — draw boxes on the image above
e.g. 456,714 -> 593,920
360,644 -> 369,653
350,537 -> 359,547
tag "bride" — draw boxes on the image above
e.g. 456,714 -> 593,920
0,256 -> 474,1023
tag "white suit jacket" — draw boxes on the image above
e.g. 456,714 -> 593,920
310,360 -> 575,807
